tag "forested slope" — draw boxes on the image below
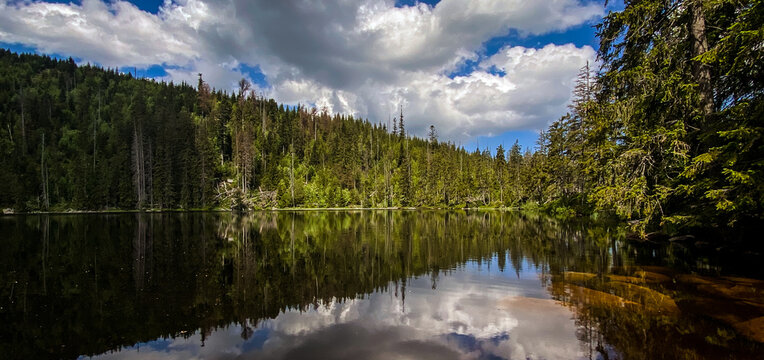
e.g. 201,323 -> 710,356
0,0 -> 761,238
0,49 -> 522,211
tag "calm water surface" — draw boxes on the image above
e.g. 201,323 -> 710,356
1,211 -> 763,359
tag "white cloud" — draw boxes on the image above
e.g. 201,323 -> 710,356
0,0 -> 602,141
271,43 -> 596,139
0,0 -> 201,67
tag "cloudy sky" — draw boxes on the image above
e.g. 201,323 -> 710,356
0,0 -> 619,150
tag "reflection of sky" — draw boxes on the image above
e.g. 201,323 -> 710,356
83,254 -> 585,360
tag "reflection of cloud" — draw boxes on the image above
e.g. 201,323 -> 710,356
252,322 -> 463,360
89,326 -> 245,360
88,263 -> 584,360
496,296 -> 582,360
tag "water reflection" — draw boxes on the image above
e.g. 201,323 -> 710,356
0,211 -> 761,359
83,260 -> 582,360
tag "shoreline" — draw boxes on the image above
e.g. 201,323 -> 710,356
1,206 -> 523,215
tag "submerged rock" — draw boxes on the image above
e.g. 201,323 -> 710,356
697,283 -> 764,305
498,296 -> 562,313
719,276 -> 764,287
669,234 -> 696,242
676,274 -> 715,286
609,270 -> 671,285
734,317 -> 764,343
674,273 -> 764,343
676,274 -> 764,305
562,271 -> 597,283
560,284 -> 640,309
606,281 -> 679,314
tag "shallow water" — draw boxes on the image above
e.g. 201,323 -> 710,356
1,211 -> 762,359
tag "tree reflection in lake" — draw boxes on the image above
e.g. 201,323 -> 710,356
0,211 -> 761,359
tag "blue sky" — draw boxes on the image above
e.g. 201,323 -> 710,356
0,0 -> 615,152
459,20 -> 600,153
44,0 -> 165,12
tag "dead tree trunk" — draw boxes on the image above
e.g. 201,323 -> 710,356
41,133 -> 49,210
690,1 -> 714,116
132,121 -> 146,208
19,85 -> 26,153
290,144 -> 295,206
94,92 -> 100,170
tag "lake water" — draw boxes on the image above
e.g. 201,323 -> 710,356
1,211 -> 763,359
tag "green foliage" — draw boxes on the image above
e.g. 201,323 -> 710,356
1,0 -> 762,244
532,0 -> 764,238
0,50 -> 540,211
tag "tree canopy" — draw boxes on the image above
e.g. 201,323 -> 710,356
0,0 -> 761,239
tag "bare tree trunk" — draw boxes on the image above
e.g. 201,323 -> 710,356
385,161 -> 391,206
262,150 -> 266,175
132,121 -> 146,208
200,138 -> 206,207
20,86 -> 26,153
261,94 -> 267,136
94,93 -> 100,170
261,94 -> 267,174
290,143 -> 295,206
241,142 -> 246,193
41,133 -> 49,210
426,141 -> 430,197
459,153 -> 463,203
148,143 -> 153,208
690,1 -> 714,116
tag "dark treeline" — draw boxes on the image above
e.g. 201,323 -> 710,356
1,0 -> 762,237
0,49 -> 540,212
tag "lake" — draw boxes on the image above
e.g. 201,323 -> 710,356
1,211 -> 763,359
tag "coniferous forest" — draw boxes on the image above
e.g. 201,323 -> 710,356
0,1 -> 762,239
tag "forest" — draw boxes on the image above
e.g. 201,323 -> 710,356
0,0 -> 761,237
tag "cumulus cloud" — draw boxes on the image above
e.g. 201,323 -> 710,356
0,0 -> 200,66
270,43 -> 596,139
0,0 -> 602,140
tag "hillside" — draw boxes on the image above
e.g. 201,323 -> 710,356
0,50 -> 516,211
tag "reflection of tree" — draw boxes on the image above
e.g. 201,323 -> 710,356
132,214 -> 152,292
41,215 -> 49,295
0,211 -> 761,359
